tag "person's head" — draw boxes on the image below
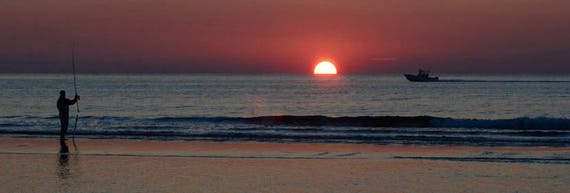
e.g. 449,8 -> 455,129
60,90 -> 65,98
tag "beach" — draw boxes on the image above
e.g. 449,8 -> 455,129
2,0 -> 570,192
1,137 -> 568,193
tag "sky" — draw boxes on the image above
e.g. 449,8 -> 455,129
1,0 -> 569,74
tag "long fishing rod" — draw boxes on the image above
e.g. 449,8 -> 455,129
71,45 -> 80,140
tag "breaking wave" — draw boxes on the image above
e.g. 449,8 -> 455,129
1,115 -> 568,146
153,115 -> 570,130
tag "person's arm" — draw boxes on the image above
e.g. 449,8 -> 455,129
68,95 -> 80,105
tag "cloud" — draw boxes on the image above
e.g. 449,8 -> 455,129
369,57 -> 398,62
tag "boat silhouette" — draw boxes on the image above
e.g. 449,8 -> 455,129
404,69 -> 439,82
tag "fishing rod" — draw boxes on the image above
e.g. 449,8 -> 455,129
71,45 -> 80,140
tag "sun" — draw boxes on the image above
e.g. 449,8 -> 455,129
313,61 -> 338,75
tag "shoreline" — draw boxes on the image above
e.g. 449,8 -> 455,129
1,137 -> 569,192
1,137 -> 569,162
2,136 -> 568,157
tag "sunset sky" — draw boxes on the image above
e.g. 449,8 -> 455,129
1,0 -> 569,74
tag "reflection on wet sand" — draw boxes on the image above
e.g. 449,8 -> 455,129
57,140 -> 80,192
0,138 -> 567,192
58,140 -> 70,179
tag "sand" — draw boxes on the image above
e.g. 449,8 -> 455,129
0,137 -> 568,192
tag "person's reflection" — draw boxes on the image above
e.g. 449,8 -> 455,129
58,140 -> 70,179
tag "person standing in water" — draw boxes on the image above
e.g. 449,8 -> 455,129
57,90 -> 80,141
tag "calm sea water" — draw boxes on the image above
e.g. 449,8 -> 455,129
1,74 -> 569,146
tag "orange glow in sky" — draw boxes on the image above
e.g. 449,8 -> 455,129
314,61 -> 338,75
0,0 -> 569,73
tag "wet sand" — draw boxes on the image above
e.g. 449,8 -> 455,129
1,137 -> 569,192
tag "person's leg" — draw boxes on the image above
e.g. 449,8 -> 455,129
60,115 -> 69,141
59,115 -> 64,140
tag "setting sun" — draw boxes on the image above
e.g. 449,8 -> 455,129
314,61 -> 338,75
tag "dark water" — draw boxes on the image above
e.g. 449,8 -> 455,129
1,74 -> 569,146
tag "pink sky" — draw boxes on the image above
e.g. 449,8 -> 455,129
1,0 -> 569,73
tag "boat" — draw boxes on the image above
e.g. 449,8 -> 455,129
404,69 -> 439,82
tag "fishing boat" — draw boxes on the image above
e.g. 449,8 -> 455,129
404,69 -> 439,82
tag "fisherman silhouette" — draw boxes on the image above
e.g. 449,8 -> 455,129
57,90 -> 79,141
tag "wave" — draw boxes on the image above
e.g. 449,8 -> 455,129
1,115 -> 568,146
221,115 -> 568,130
2,115 -> 569,130
2,129 -> 568,147
432,117 -> 570,130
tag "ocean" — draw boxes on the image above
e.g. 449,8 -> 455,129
1,74 -> 569,146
